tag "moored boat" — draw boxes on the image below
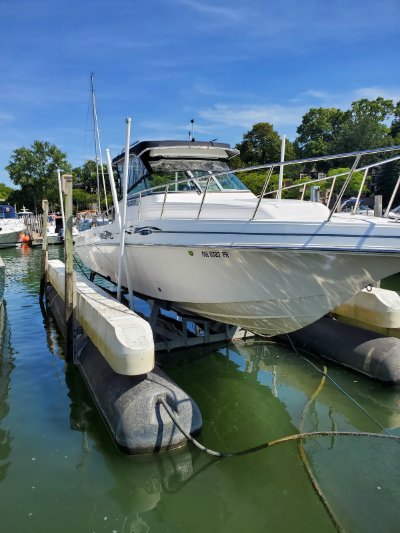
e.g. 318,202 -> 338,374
0,205 -> 25,248
75,140 -> 400,336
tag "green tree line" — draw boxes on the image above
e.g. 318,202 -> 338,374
2,97 -> 400,211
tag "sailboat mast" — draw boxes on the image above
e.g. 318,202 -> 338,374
91,74 -> 109,213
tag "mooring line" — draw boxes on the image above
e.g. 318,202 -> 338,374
158,397 -> 400,459
297,366 -> 343,532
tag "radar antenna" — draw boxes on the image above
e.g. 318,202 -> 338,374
189,119 -> 195,142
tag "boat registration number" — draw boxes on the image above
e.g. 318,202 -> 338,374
201,250 -> 229,258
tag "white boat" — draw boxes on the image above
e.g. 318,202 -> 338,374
74,140 -> 400,336
46,214 -> 63,244
0,205 -> 25,248
387,205 -> 400,220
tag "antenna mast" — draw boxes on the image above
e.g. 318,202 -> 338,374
190,119 -> 195,142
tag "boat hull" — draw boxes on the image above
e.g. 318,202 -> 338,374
0,219 -> 25,248
0,230 -> 23,248
75,240 -> 400,336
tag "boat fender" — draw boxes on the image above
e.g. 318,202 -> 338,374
282,317 -> 400,384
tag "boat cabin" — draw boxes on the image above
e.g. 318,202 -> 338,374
17,207 -> 33,218
0,205 -> 17,219
112,140 -> 248,197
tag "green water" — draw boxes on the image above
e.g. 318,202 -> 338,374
0,246 -> 400,532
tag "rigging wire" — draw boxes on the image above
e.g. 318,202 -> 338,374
91,73 -> 108,213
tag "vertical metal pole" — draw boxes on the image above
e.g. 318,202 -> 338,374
277,135 -> 286,200
62,174 -> 74,361
57,169 -> 65,236
116,118 -> 131,302
39,199 -> 48,300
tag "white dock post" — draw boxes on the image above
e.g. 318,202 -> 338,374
39,199 -> 48,300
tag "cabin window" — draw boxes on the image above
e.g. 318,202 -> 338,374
215,172 -> 248,191
118,155 -> 148,194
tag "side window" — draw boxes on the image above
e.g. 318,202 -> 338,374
128,156 -> 147,191
119,156 -> 148,194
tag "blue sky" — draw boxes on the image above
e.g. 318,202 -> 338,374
1,0 -> 399,187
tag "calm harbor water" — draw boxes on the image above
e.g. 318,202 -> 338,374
0,245 -> 400,532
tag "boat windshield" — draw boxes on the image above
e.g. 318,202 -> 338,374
124,157 -> 248,196
0,205 -> 17,219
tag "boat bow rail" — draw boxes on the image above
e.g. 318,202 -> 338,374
104,144 -> 400,223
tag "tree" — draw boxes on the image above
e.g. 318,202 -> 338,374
0,182 -> 14,201
390,100 -> 400,141
332,98 -> 394,154
295,108 -> 346,159
72,160 -> 105,193
235,122 -> 296,167
6,141 -> 71,212
350,97 -> 394,122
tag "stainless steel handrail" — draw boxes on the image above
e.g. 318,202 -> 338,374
353,168 -> 369,214
326,176 -> 336,208
197,176 -> 211,219
118,145 -> 400,222
250,166 -> 274,220
160,184 -> 169,219
327,155 -> 361,221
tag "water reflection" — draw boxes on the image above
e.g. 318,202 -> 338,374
64,361 -> 215,532
221,340 -> 400,432
0,302 -> 15,481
